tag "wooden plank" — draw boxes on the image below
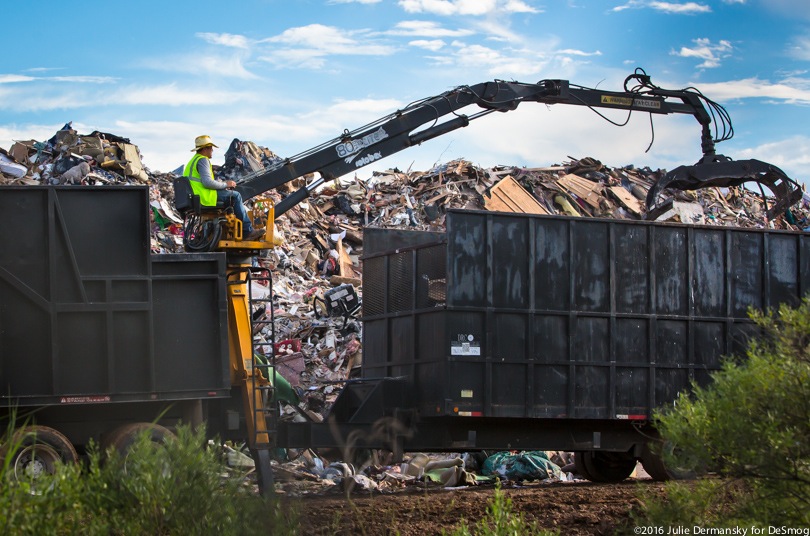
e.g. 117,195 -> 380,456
608,185 -> 643,216
557,173 -> 603,209
522,166 -> 567,172
336,237 -> 357,279
329,275 -> 362,287
484,175 -> 550,215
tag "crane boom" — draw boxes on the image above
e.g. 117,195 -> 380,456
232,70 -> 801,220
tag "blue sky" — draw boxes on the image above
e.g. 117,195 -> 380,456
1,0 -> 808,188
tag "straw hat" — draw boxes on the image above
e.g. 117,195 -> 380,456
192,135 -> 219,151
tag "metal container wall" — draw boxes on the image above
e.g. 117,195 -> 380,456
362,210 -> 809,420
0,186 -> 229,405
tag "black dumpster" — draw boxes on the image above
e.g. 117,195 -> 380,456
0,186 -> 229,406
362,210 -> 809,421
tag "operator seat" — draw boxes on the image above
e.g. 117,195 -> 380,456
172,176 -> 227,215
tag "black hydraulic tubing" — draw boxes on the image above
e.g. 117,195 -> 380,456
227,71 -> 799,219
275,176 -> 326,218
235,76 -> 715,205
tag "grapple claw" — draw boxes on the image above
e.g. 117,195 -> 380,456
646,156 -> 803,221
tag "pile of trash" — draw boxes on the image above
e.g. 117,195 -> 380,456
231,448 -> 588,495
2,123 -> 808,493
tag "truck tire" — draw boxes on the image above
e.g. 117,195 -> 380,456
102,422 -> 176,459
575,451 -> 637,483
573,450 -> 594,480
640,441 -> 697,481
1,425 -> 78,482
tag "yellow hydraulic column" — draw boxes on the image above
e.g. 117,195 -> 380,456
225,263 -> 271,448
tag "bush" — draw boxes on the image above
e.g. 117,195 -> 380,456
0,424 -> 298,535
635,298 -> 810,527
446,480 -> 559,536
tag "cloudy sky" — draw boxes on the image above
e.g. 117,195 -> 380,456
1,0 -> 808,189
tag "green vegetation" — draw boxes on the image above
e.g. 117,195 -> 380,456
447,480 -> 559,536
635,298 -> 810,527
0,425 -> 298,535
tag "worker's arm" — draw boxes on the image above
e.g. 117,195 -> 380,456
196,158 -> 232,190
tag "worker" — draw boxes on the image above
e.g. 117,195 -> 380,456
185,135 -> 264,240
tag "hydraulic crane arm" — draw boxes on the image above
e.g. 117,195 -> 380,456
236,79 -> 562,212
236,69 -> 802,220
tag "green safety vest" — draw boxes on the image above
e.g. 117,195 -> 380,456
184,153 -> 218,207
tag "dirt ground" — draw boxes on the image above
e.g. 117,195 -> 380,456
290,476 -> 668,535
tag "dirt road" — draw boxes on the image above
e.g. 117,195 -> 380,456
292,478 -> 667,535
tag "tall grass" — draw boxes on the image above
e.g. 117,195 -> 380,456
0,424 -> 298,535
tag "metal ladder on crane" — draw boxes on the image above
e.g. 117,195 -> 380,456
244,265 -> 278,493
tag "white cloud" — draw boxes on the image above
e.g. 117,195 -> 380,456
0,74 -> 36,83
469,18 -> 526,43
143,51 -> 258,80
556,49 -> 602,57
259,50 -> 330,70
648,1 -> 711,13
504,0 -> 539,13
387,20 -> 474,37
689,77 -> 810,104
673,37 -> 733,68
381,100 -> 702,174
197,32 -> 250,49
415,34 -> 605,79
0,122 -> 69,154
409,39 -> 446,51
612,1 -> 711,14
301,98 -> 404,125
24,67 -> 63,74
99,97 -> 408,173
260,24 -> 396,69
0,80 -> 257,113
426,42 -> 548,77
256,99 -> 403,164
762,0 -> 810,20
399,0 -> 494,15
788,35 -> 810,61
265,24 -> 381,53
107,84 -> 257,107
735,135 -> 810,186
398,0 -> 539,16
0,88 -> 92,112
0,74 -> 115,84
47,76 -> 117,84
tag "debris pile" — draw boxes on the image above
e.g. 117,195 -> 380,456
2,124 -> 808,493
325,155 -> 810,231
240,449 -> 593,495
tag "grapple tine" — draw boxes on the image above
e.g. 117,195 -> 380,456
645,157 -> 803,221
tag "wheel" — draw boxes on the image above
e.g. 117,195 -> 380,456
102,422 -> 176,475
573,451 -> 593,480
641,441 -> 698,481
575,451 -> 637,483
1,425 -> 78,484
102,422 -> 176,457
